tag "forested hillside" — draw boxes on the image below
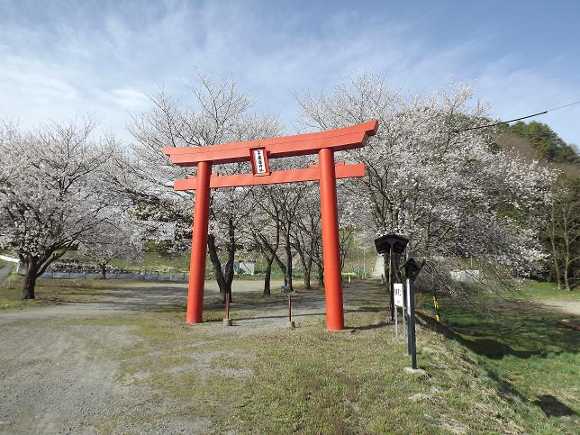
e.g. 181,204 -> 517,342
499,121 -> 579,165
497,121 -> 579,289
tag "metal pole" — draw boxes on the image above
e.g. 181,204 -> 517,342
288,293 -> 292,323
409,279 -> 417,369
404,248 -> 417,368
394,302 -> 398,338
405,249 -> 409,351
389,247 -> 394,322
319,148 -> 344,331
400,249 -> 405,338
186,161 -> 212,324
406,277 -> 411,354
402,287 -> 406,339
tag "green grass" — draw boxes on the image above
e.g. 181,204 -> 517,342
0,275 -> 132,309
62,307 -> 533,434
0,286 -> 43,310
518,280 -> 580,301
422,281 -> 580,434
111,247 -> 374,277
0,269 -> 37,310
43,280 -> 576,433
3,275 -> 578,433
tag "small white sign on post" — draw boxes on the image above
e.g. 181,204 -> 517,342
394,283 -> 404,307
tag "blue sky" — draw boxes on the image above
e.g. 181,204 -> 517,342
1,0 -> 579,146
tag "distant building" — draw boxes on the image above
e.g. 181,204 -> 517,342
450,270 -> 480,283
234,261 -> 255,275
372,255 -> 384,279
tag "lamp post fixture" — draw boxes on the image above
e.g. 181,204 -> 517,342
374,234 -> 424,370
374,234 -> 409,322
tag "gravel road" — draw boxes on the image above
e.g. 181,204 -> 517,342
0,279 -> 335,434
0,282 -> 203,434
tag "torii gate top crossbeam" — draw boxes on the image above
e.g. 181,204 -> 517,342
163,120 -> 378,166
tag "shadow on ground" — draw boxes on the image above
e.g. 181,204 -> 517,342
419,295 -> 580,360
535,394 -> 577,417
418,293 -> 580,425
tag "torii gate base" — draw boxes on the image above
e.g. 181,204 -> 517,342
164,120 -> 378,331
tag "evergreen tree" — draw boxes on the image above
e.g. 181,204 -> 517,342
503,121 -> 579,164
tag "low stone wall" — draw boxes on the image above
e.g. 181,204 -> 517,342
40,271 -> 189,282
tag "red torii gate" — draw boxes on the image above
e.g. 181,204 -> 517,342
164,120 -> 378,331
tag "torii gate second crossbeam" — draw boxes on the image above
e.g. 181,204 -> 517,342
164,120 -> 379,331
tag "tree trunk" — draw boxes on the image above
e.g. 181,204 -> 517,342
22,264 -> 38,300
256,229 -> 286,288
304,266 -> 312,290
563,266 -> 570,291
549,201 -> 562,289
295,244 -> 312,290
276,255 -> 288,288
302,254 -> 313,290
263,257 -> 273,296
264,239 -> 286,287
20,250 -> 66,300
207,233 -> 230,304
284,234 -> 293,291
100,264 -> 107,280
222,217 -> 236,303
560,201 -> 573,291
562,249 -> 571,292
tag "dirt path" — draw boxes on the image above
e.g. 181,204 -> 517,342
0,279 -> 373,434
538,299 -> 580,316
0,282 -> 198,434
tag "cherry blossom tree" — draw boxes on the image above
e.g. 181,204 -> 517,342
0,121 -> 118,298
77,211 -> 144,279
121,78 -> 280,301
288,181 -> 357,289
247,187 -> 286,295
251,174 -> 310,292
299,75 -> 554,283
289,183 -> 322,289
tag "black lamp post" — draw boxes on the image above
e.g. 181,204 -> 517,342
403,258 -> 422,281
402,257 -> 424,369
374,234 -> 409,322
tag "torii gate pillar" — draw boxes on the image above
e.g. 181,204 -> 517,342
187,161 -> 212,324
319,148 -> 344,330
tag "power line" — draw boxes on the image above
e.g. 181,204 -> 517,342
455,98 -> 580,133
546,99 -> 580,112
458,111 -> 547,132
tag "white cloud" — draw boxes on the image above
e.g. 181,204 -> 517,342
0,1 -> 578,147
472,60 -> 580,145
106,88 -> 150,110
